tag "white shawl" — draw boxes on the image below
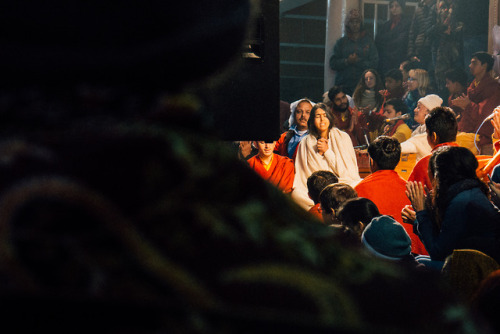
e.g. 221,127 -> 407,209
292,128 -> 361,210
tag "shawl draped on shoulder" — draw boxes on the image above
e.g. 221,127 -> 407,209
292,128 -> 361,210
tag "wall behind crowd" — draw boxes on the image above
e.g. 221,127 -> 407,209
279,0 -> 498,105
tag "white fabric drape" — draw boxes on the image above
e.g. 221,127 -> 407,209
292,128 -> 361,210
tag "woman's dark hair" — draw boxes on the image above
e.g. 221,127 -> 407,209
352,69 -> 385,109
337,197 -> 380,240
307,103 -> 334,138
429,146 -> 488,225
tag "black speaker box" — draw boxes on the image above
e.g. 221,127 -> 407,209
208,0 -> 280,142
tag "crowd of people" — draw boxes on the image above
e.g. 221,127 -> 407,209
238,3 -> 500,329
1,0 -> 500,332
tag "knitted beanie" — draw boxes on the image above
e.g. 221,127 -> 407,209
418,94 -> 443,112
361,215 -> 412,260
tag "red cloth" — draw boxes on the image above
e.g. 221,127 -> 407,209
458,75 -> 500,146
408,142 -> 459,190
331,107 -> 366,147
308,203 -> 323,221
355,170 -> 428,255
247,153 -> 295,193
274,131 -> 299,161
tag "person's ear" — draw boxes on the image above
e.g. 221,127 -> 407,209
358,221 -> 365,231
431,132 -> 438,144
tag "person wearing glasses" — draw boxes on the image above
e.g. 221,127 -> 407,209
403,68 -> 432,129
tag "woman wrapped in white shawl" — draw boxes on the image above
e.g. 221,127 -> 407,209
292,103 -> 361,210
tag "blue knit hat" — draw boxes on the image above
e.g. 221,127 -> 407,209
361,215 -> 412,260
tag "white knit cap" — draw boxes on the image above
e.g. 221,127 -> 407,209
418,94 -> 443,111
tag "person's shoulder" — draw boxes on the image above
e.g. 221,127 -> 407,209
274,153 -> 293,165
246,155 -> 259,165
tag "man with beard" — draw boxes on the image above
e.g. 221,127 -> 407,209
326,86 -> 366,147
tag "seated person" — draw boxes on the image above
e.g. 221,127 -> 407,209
361,215 -> 419,266
406,146 -> 500,267
336,197 -> 380,245
306,170 -> 339,220
352,70 -> 387,143
400,94 -> 443,161
324,86 -> 366,147
403,69 -> 432,130
275,98 -> 314,161
292,103 -> 361,210
445,68 -> 478,154
444,67 -> 467,113
382,68 -> 406,101
452,52 -> 500,155
352,69 -> 385,113
355,136 -> 427,255
247,141 -> 295,193
408,106 -> 460,191
318,183 -> 357,226
382,98 -> 412,143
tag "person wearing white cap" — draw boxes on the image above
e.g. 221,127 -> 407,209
400,94 -> 443,161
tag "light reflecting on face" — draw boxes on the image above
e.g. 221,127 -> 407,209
364,71 -> 376,89
333,92 -> 348,110
255,141 -> 276,157
314,108 -> 330,134
383,104 -> 399,120
295,101 -> 312,130
469,57 -> 485,77
407,70 -> 418,91
414,102 -> 429,125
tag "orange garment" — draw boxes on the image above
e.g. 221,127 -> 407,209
355,169 -> 428,255
308,203 -> 323,221
247,153 -> 295,193
408,142 -> 459,190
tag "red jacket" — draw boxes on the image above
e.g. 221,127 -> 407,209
355,169 -> 428,255
308,203 -> 323,221
458,75 -> 500,146
408,142 -> 459,190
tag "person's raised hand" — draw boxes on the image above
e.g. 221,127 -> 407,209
405,181 -> 426,212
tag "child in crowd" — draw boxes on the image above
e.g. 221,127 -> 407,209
306,170 -> 339,220
319,183 -> 357,226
